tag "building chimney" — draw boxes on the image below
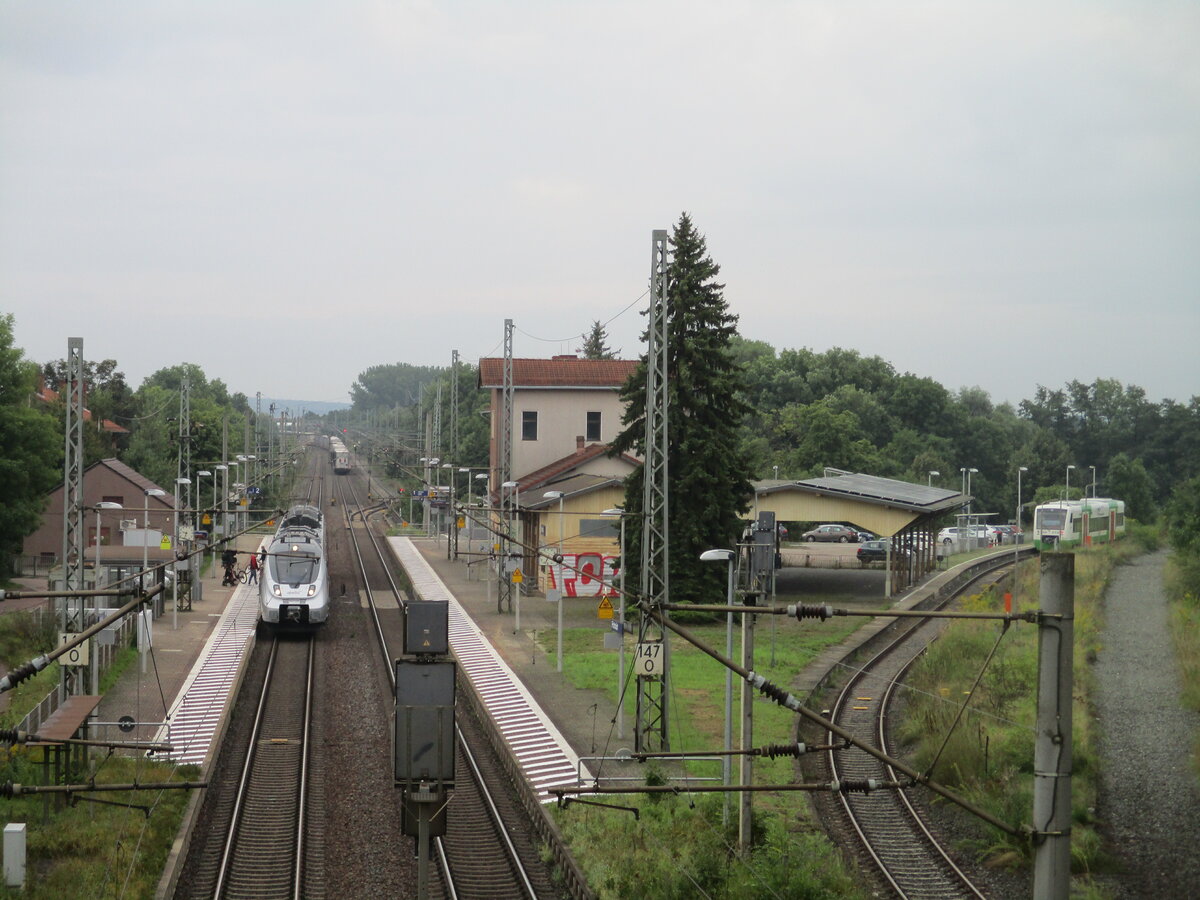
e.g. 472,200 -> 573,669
576,435 -> 585,450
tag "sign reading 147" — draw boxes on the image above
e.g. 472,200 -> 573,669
635,641 -> 663,677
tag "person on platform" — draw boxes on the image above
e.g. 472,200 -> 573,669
248,550 -> 259,584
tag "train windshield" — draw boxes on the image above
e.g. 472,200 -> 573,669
271,546 -> 319,584
1037,508 -> 1067,529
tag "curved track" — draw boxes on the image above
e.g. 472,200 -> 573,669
824,559 -> 1021,899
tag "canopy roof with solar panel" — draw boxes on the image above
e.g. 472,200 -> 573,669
750,469 -> 966,538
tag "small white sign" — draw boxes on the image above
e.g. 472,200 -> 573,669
58,633 -> 89,667
635,642 -> 663,677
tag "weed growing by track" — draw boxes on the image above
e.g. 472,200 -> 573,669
895,540 -> 1145,884
546,618 -> 869,898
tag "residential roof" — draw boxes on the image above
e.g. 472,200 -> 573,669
478,356 -> 639,389
523,473 -> 627,509
508,442 -> 636,497
89,458 -> 178,508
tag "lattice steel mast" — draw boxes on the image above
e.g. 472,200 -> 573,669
498,319 -> 515,614
61,338 -> 86,696
636,229 -> 671,752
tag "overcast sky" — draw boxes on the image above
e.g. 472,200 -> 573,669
2,2 -> 1197,408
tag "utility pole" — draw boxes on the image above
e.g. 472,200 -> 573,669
498,320 -> 515,615
1033,553 -> 1074,899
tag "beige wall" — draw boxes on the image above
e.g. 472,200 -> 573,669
535,484 -> 628,593
492,386 -> 629,480
749,490 -> 919,537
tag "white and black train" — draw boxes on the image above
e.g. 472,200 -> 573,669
329,436 -> 352,474
258,504 -> 330,632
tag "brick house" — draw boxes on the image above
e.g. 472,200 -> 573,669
21,458 -> 179,583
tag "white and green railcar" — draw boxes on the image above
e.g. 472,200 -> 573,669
1033,498 -> 1126,550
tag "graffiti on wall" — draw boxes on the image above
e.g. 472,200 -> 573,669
544,553 -> 620,598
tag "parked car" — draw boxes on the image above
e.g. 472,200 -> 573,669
856,530 -> 876,543
937,525 -> 991,546
856,540 -> 889,563
991,524 -> 1021,544
801,524 -> 861,543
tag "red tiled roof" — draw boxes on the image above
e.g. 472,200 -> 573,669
510,443 -> 638,494
478,357 -> 639,389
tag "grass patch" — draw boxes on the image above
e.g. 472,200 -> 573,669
1163,550 -> 1200,774
543,612 -> 869,898
0,756 -> 198,900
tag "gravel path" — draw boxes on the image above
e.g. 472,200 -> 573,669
1093,549 -> 1200,897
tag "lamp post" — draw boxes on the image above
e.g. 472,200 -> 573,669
89,501 -> 123,693
544,491 -> 566,673
603,507 -> 627,739
142,488 -> 167,598
442,463 -> 455,558
196,470 -> 211,574
1015,465 -> 1029,605
1066,464 -> 1075,501
928,470 -> 939,486
701,547 -> 736,825
772,465 -> 779,480
214,465 -> 227,580
173,477 -> 191,630
1089,465 -> 1097,499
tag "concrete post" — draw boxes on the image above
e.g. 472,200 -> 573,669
1033,552 -> 1074,900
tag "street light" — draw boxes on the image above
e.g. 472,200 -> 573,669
701,547 -> 736,825
1089,465 -> 1097,499
173,477 -> 191,630
1014,466 -> 1029,608
1066,464 -> 1075,501
214,465 -> 227,579
142,488 -> 167,599
544,491 -> 566,673
928,470 -> 940,486
772,465 -> 779,480
603,507 -> 628,739
442,463 -> 455,557
89,501 -> 123,694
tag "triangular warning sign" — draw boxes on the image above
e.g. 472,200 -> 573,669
598,597 -> 613,612
511,569 -> 524,584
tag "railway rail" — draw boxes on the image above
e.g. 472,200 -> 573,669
336,467 -> 571,899
212,637 -> 316,899
821,554 -> 1027,899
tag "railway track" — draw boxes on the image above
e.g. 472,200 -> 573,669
821,557 -> 1023,899
337,469 -> 568,899
212,636 -> 316,899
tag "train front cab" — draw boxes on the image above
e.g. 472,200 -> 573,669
259,535 -> 329,631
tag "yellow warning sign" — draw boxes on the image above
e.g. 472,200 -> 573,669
202,514 -> 212,525
597,597 -> 614,619
511,569 -> 524,584
159,536 -> 172,550
266,519 -> 275,527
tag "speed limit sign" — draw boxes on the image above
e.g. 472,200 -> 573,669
58,633 -> 90,667
635,642 -> 663,677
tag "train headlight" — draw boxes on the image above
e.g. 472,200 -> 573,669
273,584 -> 282,597
307,584 -> 317,597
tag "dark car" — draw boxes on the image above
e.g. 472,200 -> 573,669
801,524 -> 860,543
856,540 -> 889,563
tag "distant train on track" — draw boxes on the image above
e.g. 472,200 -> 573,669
329,436 -> 352,474
258,504 -> 330,632
1032,497 -> 1126,550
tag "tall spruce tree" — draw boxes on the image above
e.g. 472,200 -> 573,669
577,320 -> 616,359
610,214 -> 751,606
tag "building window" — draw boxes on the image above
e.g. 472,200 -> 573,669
586,411 -> 602,443
522,411 -> 538,441
102,495 -> 125,505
